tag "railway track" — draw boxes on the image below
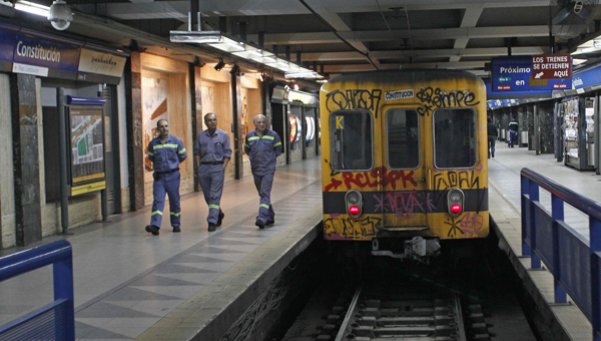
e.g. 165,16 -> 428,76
313,283 -> 491,341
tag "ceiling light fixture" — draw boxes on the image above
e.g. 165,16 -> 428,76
170,12 -> 323,80
214,58 -> 225,71
14,0 -> 49,17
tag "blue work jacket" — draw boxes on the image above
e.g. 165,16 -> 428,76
147,134 -> 187,173
244,129 -> 282,175
194,128 -> 232,172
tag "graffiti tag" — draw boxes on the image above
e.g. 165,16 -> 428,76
324,167 -> 417,192
325,89 -> 382,116
374,191 -> 436,215
324,216 -> 382,238
432,171 -> 480,190
415,87 -> 479,116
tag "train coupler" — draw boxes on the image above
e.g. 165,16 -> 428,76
371,236 -> 441,261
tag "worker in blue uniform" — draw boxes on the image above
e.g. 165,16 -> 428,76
194,113 -> 231,232
245,114 -> 282,229
145,119 -> 187,235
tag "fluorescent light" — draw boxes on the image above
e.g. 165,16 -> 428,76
572,58 -> 587,65
285,70 -> 322,79
169,27 -> 324,79
14,0 -> 49,17
170,30 -> 223,44
572,34 -> 601,56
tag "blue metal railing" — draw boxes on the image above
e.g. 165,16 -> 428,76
521,168 -> 601,341
0,240 -> 74,341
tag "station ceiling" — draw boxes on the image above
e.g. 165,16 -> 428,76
11,0 -> 601,78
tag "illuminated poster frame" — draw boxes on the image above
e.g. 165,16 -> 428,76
66,96 -> 106,196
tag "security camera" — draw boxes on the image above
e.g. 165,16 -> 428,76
47,0 -> 73,31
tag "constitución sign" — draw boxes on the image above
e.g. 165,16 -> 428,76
492,54 -> 572,92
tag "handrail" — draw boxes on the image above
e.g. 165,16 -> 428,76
0,240 -> 75,341
521,168 -> 601,222
520,167 -> 601,341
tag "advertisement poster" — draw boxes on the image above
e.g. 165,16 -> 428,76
69,105 -> 105,196
142,75 -> 168,181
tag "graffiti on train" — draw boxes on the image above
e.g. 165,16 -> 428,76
325,89 -> 383,116
444,212 -> 485,238
324,167 -> 417,192
415,87 -> 479,116
432,171 -> 481,191
374,191 -> 436,215
324,216 -> 382,238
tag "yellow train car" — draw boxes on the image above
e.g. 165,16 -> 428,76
320,70 -> 489,259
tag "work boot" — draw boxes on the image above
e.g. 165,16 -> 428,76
172,226 -> 181,233
145,225 -> 159,236
217,211 -> 225,226
255,219 -> 265,229
208,223 -> 216,232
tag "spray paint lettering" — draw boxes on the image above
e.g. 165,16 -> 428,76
415,87 -> 479,116
323,216 -> 382,238
373,191 -> 436,214
325,89 -> 383,116
444,216 -> 464,237
444,212 -> 485,237
432,171 -> 480,190
324,167 -> 417,191
457,212 -> 485,237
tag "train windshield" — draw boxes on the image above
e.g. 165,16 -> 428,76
329,110 -> 373,170
434,108 -> 477,168
386,109 -> 419,168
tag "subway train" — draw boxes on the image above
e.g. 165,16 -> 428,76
319,70 -> 489,260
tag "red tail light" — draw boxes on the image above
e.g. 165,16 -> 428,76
450,203 -> 462,215
348,205 -> 361,215
447,188 -> 465,217
345,190 -> 363,218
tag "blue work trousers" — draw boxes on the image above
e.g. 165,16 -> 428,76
150,171 -> 181,229
253,172 -> 275,223
198,168 -> 225,224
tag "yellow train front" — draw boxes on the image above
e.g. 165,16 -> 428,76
320,70 -> 489,259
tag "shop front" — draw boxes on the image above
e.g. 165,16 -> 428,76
0,21 -> 127,247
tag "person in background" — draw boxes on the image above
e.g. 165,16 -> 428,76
244,114 -> 282,229
145,119 -> 187,236
508,120 -> 519,148
194,113 -> 231,232
487,118 -> 498,158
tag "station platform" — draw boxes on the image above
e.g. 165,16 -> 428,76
0,158 -> 323,340
488,142 -> 595,341
1,142 -> 598,341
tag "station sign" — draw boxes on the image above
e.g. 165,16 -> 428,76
491,54 -> 572,92
0,28 -> 14,72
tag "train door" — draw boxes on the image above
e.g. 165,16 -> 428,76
380,106 -> 427,230
430,108 -> 480,239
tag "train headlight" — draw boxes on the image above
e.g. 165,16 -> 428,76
447,188 -> 465,217
345,190 -> 363,218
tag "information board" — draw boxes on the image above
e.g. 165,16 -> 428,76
492,54 -> 572,92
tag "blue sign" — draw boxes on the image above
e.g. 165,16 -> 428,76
0,28 -> 15,72
492,56 -> 571,92
13,32 -> 80,71
572,64 -> 601,90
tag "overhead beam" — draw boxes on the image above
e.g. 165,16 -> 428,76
300,0 -> 380,69
451,4 -> 483,62
322,60 -> 488,73
301,46 -> 545,62
248,25 -> 582,45
88,0 -> 552,19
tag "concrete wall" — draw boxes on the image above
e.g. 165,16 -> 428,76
0,74 -> 16,248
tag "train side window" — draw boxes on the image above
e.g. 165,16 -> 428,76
433,108 -> 477,168
329,110 -> 373,170
386,109 -> 419,168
